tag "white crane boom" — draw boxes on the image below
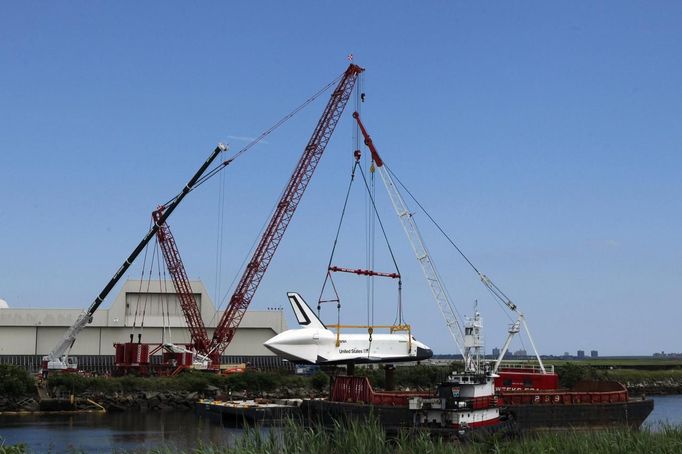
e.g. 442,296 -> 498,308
353,112 -> 549,376
353,112 -> 479,372
42,144 -> 227,372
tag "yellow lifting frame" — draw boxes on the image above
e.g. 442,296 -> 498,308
327,324 -> 412,351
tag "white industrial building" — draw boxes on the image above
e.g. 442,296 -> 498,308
0,280 -> 288,372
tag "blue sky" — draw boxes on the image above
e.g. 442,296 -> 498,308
1,2 -> 680,356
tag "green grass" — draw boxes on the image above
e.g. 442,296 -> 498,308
46,370 -> 315,395
356,364 -> 454,390
6,422 -> 682,454
0,365 -> 35,396
43,363 -> 682,398
605,368 -> 682,383
0,437 -> 27,454
4,415 -> 682,453
544,358 -> 682,368
136,420 -> 682,454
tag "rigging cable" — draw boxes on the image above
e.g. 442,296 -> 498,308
207,201 -> 275,327
213,146 -> 227,312
384,164 -> 516,321
317,160 -> 360,318
385,164 -> 481,275
155,68 -> 350,328
132,218 -> 154,335
363,158 -> 377,325
357,164 -> 403,322
157,240 -> 172,345
159,70 -> 348,209
138,236 -> 160,337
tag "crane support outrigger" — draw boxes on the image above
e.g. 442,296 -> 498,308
42,143 -> 228,373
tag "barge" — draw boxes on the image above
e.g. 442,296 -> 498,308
196,398 -> 301,426
495,365 -> 653,431
300,370 -> 653,434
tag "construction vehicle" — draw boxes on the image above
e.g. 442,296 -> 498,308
112,207 -> 215,376
42,144 -> 228,374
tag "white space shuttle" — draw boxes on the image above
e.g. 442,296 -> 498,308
264,292 -> 433,364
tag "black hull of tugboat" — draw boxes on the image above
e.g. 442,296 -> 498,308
301,399 -> 413,433
504,398 -> 654,432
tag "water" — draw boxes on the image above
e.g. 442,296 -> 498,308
1,396 -> 682,452
0,411 -> 246,453
645,395 -> 682,429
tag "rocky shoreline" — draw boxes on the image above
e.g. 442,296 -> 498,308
624,381 -> 682,396
2,382 -> 681,414
0,391 -> 200,413
87,391 -> 200,412
0,387 -> 322,413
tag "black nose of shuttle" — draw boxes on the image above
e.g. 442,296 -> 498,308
416,346 -> 433,361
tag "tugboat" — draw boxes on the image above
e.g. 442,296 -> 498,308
409,372 -> 500,435
407,312 -> 506,437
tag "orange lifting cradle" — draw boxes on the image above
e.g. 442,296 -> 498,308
326,324 -> 412,350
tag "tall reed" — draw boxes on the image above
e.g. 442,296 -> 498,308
145,420 -> 682,454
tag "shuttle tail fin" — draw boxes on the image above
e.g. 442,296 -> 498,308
287,292 -> 326,330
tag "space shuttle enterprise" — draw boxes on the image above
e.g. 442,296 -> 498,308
264,293 -> 433,364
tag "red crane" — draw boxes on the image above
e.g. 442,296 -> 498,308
207,63 -> 364,364
153,208 -> 211,356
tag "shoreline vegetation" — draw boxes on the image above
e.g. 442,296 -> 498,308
2,419 -> 682,454
1,362 -> 681,413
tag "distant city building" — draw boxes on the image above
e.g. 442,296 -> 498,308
563,352 -> 570,358
653,351 -> 682,358
513,349 -> 527,358
492,347 -> 500,358
577,350 -> 585,359
591,350 -> 598,358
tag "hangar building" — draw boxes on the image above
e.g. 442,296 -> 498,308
0,280 -> 288,372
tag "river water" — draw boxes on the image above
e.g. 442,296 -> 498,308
1,396 -> 681,453
0,412 -> 244,453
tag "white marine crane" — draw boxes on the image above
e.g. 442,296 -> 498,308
353,112 -> 547,375
480,276 -> 546,374
353,112 -> 482,373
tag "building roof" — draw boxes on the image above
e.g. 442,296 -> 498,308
0,279 -> 287,333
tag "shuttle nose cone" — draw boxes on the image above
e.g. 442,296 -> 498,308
263,331 -> 310,363
264,334 -> 282,353
416,346 -> 433,361
264,334 -> 287,357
